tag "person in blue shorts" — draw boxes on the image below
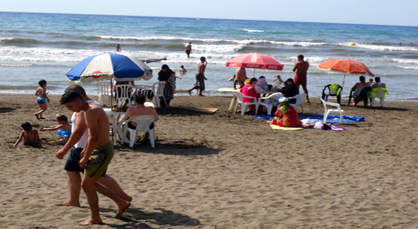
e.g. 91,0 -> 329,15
35,79 -> 50,119
41,115 -> 72,145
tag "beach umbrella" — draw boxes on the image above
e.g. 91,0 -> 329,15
66,53 -> 153,83
317,58 -> 374,88
226,52 -> 283,76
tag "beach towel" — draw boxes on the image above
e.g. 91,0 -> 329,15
270,125 -> 303,130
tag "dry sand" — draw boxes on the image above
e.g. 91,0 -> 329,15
1,93 -> 418,229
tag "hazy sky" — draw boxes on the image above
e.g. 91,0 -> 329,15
2,0 -> 418,27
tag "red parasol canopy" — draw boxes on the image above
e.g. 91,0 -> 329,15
226,52 -> 283,70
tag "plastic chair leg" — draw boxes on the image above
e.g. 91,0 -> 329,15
241,104 -> 247,115
339,111 -> 344,124
380,99 -> 384,107
129,129 -> 136,148
149,129 -> 155,148
323,111 -> 330,123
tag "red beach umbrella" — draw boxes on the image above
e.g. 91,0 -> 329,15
226,52 -> 283,70
226,52 -> 283,77
318,58 -> 374,88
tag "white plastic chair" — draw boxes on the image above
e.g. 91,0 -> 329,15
153,81 -> 167,107
321,98 -> 344,124
258,97 -> 273,115
115,84 -> 133,107
370,88 -> 386,107
134,85 -> 154,102
122,115 -> 158,148
289,93 -> 306,114
233,92 -> 259,115
97,81 -> 112,106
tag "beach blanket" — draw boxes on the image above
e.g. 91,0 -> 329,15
254,114 -> 364,123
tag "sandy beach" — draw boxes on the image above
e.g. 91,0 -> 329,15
1,93 -> 418,228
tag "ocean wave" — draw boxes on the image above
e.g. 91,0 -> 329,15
243,29 -> 264,33
98,35 -> 329,47
354,43 -> 418,52
0,64 -> 33,67
0,38 -> 40,45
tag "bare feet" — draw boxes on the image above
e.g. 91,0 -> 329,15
187,90 -> 192,95
116,201 -> 131,216
198,94 -> 205,97
55,201 -> 80,207
75,218 -> 103,226
35,114 -> 39,120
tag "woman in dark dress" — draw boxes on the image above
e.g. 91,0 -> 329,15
157,64 -> 174,106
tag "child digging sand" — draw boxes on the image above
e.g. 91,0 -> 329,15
168,71 -> 182,94
35,79 -> 50,119
40,115 -> 72,145
12,122 -> 42,148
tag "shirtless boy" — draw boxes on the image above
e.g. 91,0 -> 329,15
292,55 -> 310,103
124,94 -> 159,143
35,79 -> 50,119
60,91 -> 129,226
12,122 -> 42,148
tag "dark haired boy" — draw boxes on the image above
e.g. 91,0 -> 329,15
35,79 -> 50,119
12,122 -> 42,148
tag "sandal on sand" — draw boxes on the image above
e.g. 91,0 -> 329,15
35,114 -> 40,120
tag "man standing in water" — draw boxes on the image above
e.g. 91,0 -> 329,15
293,54 -> 310,103
185,42 -> 192,58
188,56 -> 207,96
60,91 -> 128,226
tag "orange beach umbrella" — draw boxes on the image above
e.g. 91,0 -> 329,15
318,58 -> 374,88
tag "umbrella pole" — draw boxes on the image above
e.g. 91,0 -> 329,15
342,74 -> 346,89
110,78 -> 113,107
253,69 -> 255,77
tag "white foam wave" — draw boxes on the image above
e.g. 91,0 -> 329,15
0,37 -> 13,41
98,35 -> 327,47
98,35 -> 224,43
0,47 -> 107,62
392,58 -> 418,65
398,66 -> 418,70
353,43 -> 418,52
244,29 -> 264,33
0,64 -> 33,67
191,44 -> 244,53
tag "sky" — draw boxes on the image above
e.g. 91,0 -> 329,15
2,0 -> 418,27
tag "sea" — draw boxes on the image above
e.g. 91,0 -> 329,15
1,12 -> 417,101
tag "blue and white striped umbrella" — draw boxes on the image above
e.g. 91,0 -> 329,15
66,53 -> 153,83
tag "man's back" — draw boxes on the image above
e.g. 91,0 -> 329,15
294,61 -> 309,75
85,103 -> 110,147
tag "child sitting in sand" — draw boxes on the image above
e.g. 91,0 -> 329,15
35,79 -> 50,119
168,71 -> 182,94
12,122 -> 42,148
40,115 -> 72,145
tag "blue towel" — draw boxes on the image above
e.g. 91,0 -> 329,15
254,114 -> 364,123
